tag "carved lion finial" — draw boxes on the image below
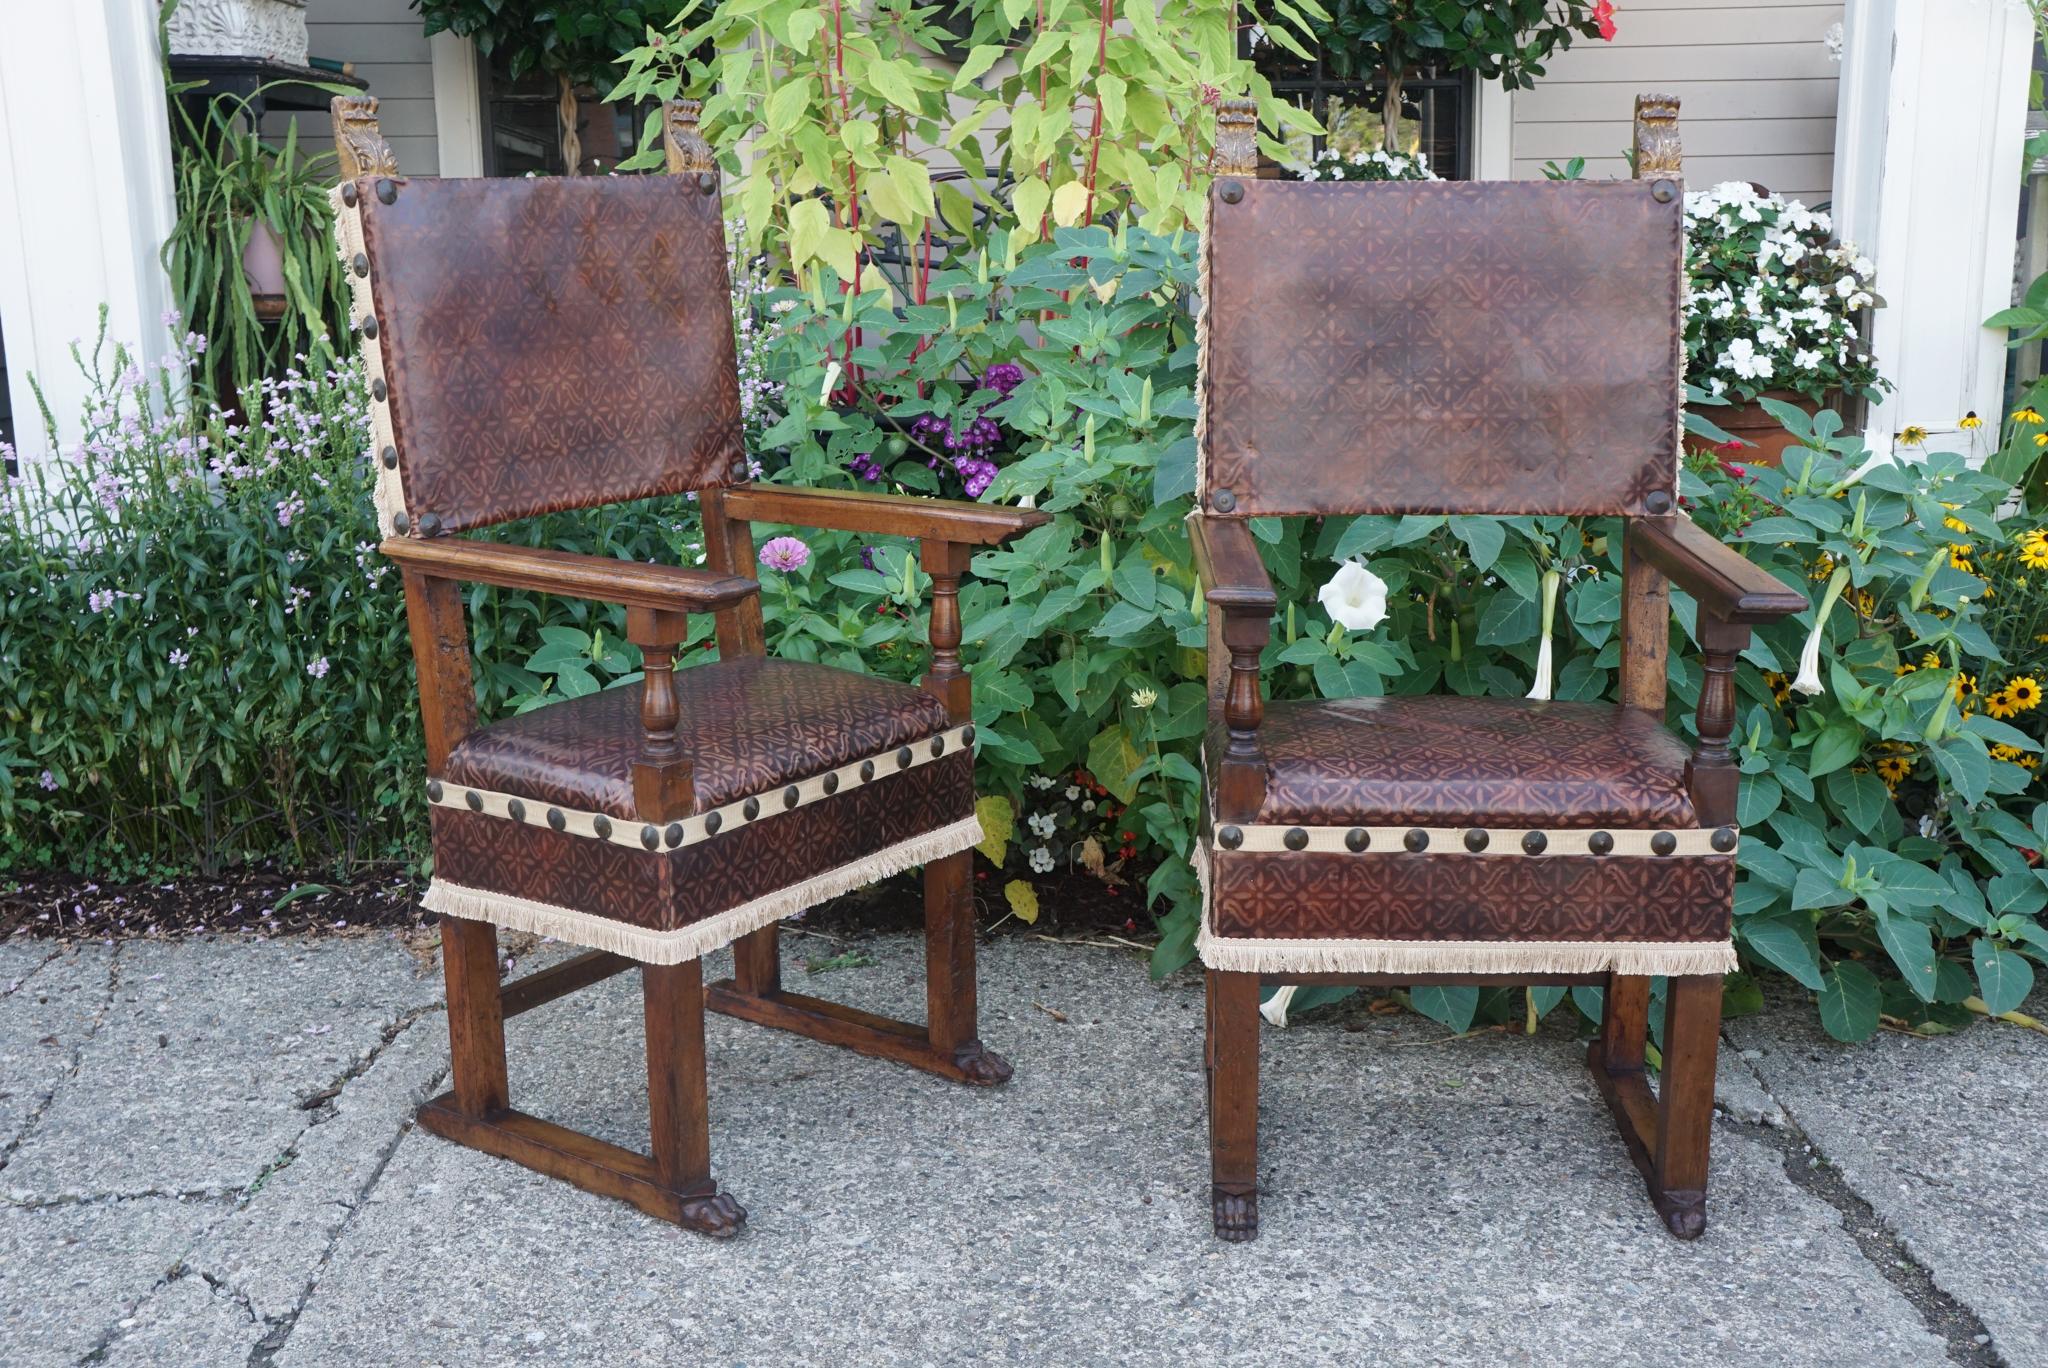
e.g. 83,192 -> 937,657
332,96 -> 399,181
1633,93 -> 1682,180
1212,98 -> 1258,177
664,99 -> 715,175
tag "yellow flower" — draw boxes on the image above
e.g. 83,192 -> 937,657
2034,432 -> 2047,448
1922,651 -> 1941,670
1991,743 -> 2025,763
1961,411 -> 1984,430
1955,673 -> 1978,702
2008,676 -> 2042,711
1899,424 -> 1928,446
1875,755 -> 1912,784
1944,514 -> 1972,536
1764,670 -> 1793,704
2022,533 -> 2048,571
2014,407 -> 2044,424
1986,689 -> 2021,720
1950,549 -> 1975,574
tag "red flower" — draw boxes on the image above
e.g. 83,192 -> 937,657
1592,0 -> 1617,41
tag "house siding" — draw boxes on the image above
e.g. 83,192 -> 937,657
266,0 -> 441,176
1510,0 -> 1843,206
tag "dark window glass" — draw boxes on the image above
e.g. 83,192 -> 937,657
1243,27 -> 1473,179
477,54 -> 654,178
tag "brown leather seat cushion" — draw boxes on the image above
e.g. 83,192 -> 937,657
1215,695 -> 1698,829
444,657 -> 953,819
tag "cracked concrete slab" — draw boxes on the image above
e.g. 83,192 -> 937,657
3,937 -> 441,1201
98,1270 -> 266,1367
273,937 -> 1944,1367
0,945 -> 114,1154
187,1003 -> 450,1324
0,1195 -> 221,1367
1730,987 -> 2048,1368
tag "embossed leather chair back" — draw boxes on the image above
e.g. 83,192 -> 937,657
1197,180 -> 1683,519
338,175 -> 743,535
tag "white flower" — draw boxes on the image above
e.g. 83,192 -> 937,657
1823,20 -> 1844,62
1027,813 -> 1057,838
1260,985 -> 1298,1029
1318,560 -> 1389,632
1722,337 -> 1772,381
1029,846 -> 1055,873
1129,686 -> 1159,709
1527,569 -> 1561,701
1793,348 -> 1823,370
1793,567 -> 1850,697
1082,799 -> 1096,812
1063,786 -> 1081,801
1029,775 -> 1056,790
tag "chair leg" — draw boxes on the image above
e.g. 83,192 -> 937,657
643,960 -> 746,1237
1588,971 -> 1720,1240
1650,974 -> 1721,1240
441,915 -> 509,1116
923,848 -> 1011,1085
1207,968 -> 1260,1242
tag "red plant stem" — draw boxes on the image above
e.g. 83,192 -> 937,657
1079,0 -> 1112,225
823,0 -> 863,395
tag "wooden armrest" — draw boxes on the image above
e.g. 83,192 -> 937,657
719,483 -> 1048,545
1187,513 -> 1277,615
1629,515 -> 1807,624
381,537 -> 759,615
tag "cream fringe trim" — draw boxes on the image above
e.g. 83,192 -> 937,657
421,814 -> 982,965
1192,843 -> 1737,977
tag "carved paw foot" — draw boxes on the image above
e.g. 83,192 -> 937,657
678,1191 -> 747,1239
1656,1191 -> 1706,1241
1212,1187 -> 1258,1243
954,1042 -> 1013,1087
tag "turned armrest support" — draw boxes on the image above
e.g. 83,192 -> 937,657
1628,515 -> 1807,624
1627,517 -> 1802,827
719,483 -> 1050,545
1189,515 -> 1276,820
380,537 -> 760,615
381,539 -> 747,823
717,483 -> 1048,723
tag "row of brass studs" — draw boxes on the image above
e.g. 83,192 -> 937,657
1216,825 -> 1737,855
426,726 -> 972,852
340,185 -> 444,538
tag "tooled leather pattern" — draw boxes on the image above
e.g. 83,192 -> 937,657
1208,849 -> 1732,942
431,751 -> 974,932
1200,180 -> 1682,517
442,657 -> 955,818
1215,695 -> 1699,829
357,176 -> 743,532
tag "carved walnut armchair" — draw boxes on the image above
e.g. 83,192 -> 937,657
330,97 -> 1044,1237
1188,97 -> 1805,1242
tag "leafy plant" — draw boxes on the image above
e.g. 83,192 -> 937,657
607,0 -> 1321,289
159,81 -> 353,391
1301,0 -> 1613,151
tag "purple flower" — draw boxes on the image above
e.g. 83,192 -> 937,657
38,770 -> 58,792
955,457 -> 998,499
306,657 -> 331,679
859,545 -> 877,572
846,453 -> 884,482
759,536 -> 810,572
981,362 -> 1025,396
276,495 -> 305,528
167,648 -> 191,669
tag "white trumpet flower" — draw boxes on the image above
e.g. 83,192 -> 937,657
1318,560 -> 1389,633
1527,569 -> 1561,701
818,360 -> 843,405
1793,565 -> 1851,696
1260,985 -> 1298,1028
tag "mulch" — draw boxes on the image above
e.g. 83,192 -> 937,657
0,856 -> 1163,949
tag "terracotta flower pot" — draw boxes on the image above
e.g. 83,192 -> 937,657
240,218 -> 288,321
1687,389 -> 1828,468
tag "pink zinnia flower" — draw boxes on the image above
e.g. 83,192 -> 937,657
759,536 -> 810,572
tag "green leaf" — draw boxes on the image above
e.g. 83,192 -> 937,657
1739,912 -> 1824,990
1973,940 -> 2036,1016
1817,961 -> 1882,1042
1409,985 -> 1479,1032
1875,910 -> 1938,1002
1447,515 -> 1504,571
1827,769 -> 1891,837
952,44 -> 1005,88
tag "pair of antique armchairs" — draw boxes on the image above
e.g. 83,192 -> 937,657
334,92 -> 1798,1244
